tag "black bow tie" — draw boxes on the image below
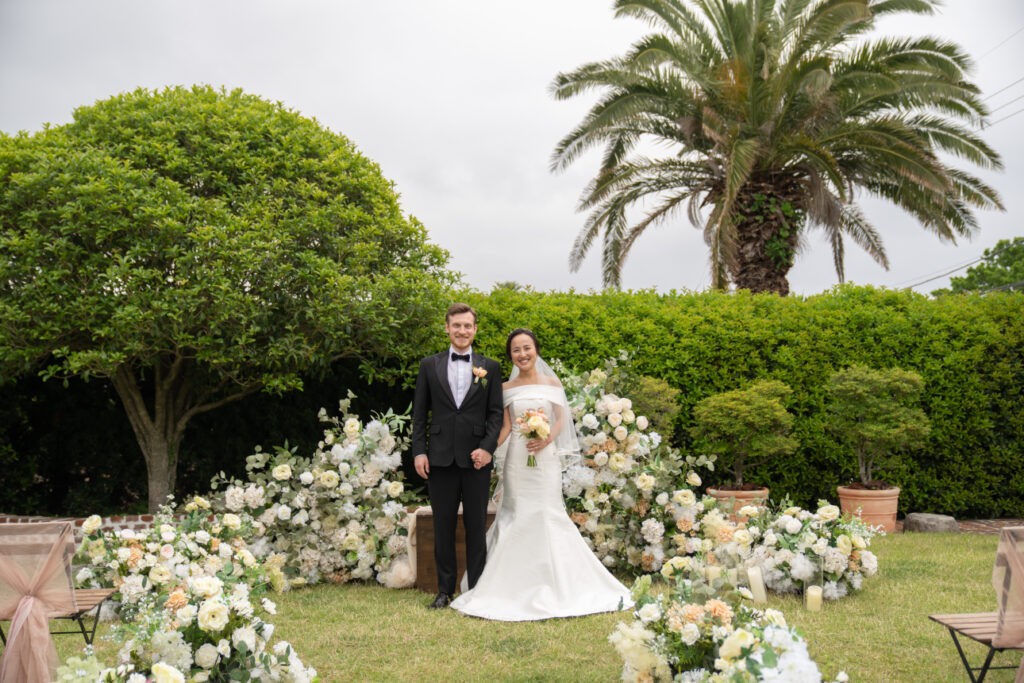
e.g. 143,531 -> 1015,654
451,353 -> 471,362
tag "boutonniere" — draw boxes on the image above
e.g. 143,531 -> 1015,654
472,366 -> 488,386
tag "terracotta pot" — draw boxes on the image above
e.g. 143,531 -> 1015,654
837,485 -> 900,533
706,487 -> 769,523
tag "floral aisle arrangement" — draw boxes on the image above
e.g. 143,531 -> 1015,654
741,501 -> 880,599
210,393 -> 418,589
609,574 -> 848,682
68,502 -> 316,682
556,356 -> 720,575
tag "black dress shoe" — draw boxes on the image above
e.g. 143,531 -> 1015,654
428,592 -> 452,609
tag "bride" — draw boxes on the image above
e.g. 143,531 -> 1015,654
451,328 -> 633,621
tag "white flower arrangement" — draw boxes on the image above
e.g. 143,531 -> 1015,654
210,392 -> 416,589
742,500 -> 880,599
610,574 -> 847,682
68,503 -> 316,682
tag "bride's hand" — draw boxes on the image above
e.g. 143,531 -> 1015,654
526,437 -> 550,453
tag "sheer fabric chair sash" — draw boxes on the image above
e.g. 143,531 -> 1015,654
0,521 -> 78,683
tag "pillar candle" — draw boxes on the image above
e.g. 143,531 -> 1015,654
805,585 -> 823,612
747,565 -> 767,603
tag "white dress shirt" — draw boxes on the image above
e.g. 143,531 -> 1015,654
448,346 -> 473,407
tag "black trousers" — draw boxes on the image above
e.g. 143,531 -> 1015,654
426,464 -> 491,595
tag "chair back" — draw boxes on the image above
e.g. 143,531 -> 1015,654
992,526 -> 1024,649
0,521 -> 78,683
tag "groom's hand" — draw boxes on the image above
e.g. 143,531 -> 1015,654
414,454 -> 429,479
470,449 -> 492,470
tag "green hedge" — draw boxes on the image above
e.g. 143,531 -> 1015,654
3,285 -> 1021,518
464,286 -> 1024,518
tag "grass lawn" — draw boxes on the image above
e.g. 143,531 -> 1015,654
44,531 -> 1023,682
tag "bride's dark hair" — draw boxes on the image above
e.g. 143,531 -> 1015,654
505,328 -> 540,359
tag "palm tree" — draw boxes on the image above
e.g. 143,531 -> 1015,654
550,0 -> 1003,294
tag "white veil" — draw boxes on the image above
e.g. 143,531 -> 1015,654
507,356 -> 582,468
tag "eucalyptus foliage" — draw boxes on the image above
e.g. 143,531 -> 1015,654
0,86 -> 454,511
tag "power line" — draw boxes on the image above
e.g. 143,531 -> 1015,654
902,241 -> 1015,290
983,75 -> 1024,102
988,91 -> 1024,115
977,24 -> 1024,61
903,259 -> 984,289
987,105 -> 1024,127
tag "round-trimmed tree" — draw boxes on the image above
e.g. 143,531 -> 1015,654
0,85 -> 455,511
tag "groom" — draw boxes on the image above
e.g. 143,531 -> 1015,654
411,303 -> 503,608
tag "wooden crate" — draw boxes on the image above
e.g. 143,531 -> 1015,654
413,504 -> 496,593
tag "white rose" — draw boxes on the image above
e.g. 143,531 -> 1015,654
593,451 -> 609,467
232,625 -> 258,653
582,414 -> 599,430
638,603 -> 662,623
622,409 -> 636,424
686,471 -> 701,487
817,504 -> 841,521
197,599 -> 230,632
150,662 -> 185,683
343,418 -> 361,437
672,489 -> 697,506
852,535 -> 867,550
160,543 -> 175,559
81,515 -> 102,535
276,505 -> 292,521
271,464 -> 292,481
613,425 -> 629,441
194,643 -> 220,669
176,604 -> 197,626
149,564 -> 172,585
320,470 -> 340,488
387,481 -> 404,498
191,575 -> 223,598
635,415 -> 649,431
655,492 -> 669,506
607,412 -> 623,428
221,513 -> 241,530
299,471 -> 314,486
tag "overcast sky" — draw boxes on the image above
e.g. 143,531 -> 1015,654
2,0 -> 1022,295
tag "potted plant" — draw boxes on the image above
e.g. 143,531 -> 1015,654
825,364 -> 931,532
690,379 -> 798,515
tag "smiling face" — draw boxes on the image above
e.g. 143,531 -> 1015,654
445,311 -> 477,353
508,333 -> 538,374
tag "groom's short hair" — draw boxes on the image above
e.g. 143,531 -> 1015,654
446,302 -> 477,324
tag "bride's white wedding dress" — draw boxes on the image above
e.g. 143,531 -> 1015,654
451,383 -> 632,621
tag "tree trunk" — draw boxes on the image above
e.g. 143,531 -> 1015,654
111,365 -> 186,513
731,183 -> 801,295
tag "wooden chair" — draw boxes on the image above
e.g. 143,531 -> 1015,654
930,526 -> 1024,682
0,522 -> 115,682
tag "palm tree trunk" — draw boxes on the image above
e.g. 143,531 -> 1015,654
732,184 -> 802,295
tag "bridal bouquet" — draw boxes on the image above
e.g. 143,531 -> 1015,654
516,407 -> 550,466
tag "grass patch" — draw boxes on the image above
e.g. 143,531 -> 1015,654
41,532 -> 1023,681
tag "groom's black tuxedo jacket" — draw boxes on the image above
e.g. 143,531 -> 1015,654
411,351 -> 503,469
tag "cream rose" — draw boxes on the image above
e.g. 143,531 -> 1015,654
271,464 -> 292,481
194,643 -> 220,669
221,513 -> 242,530
387,481 -> 404,498
81,515 -> 102,535
686,471 -> 702,487
197,599 -> 230,632
817,504 -> 841,521
320,470 -> 340,488
718,628 -> 756,660
150,662 -> 185,683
